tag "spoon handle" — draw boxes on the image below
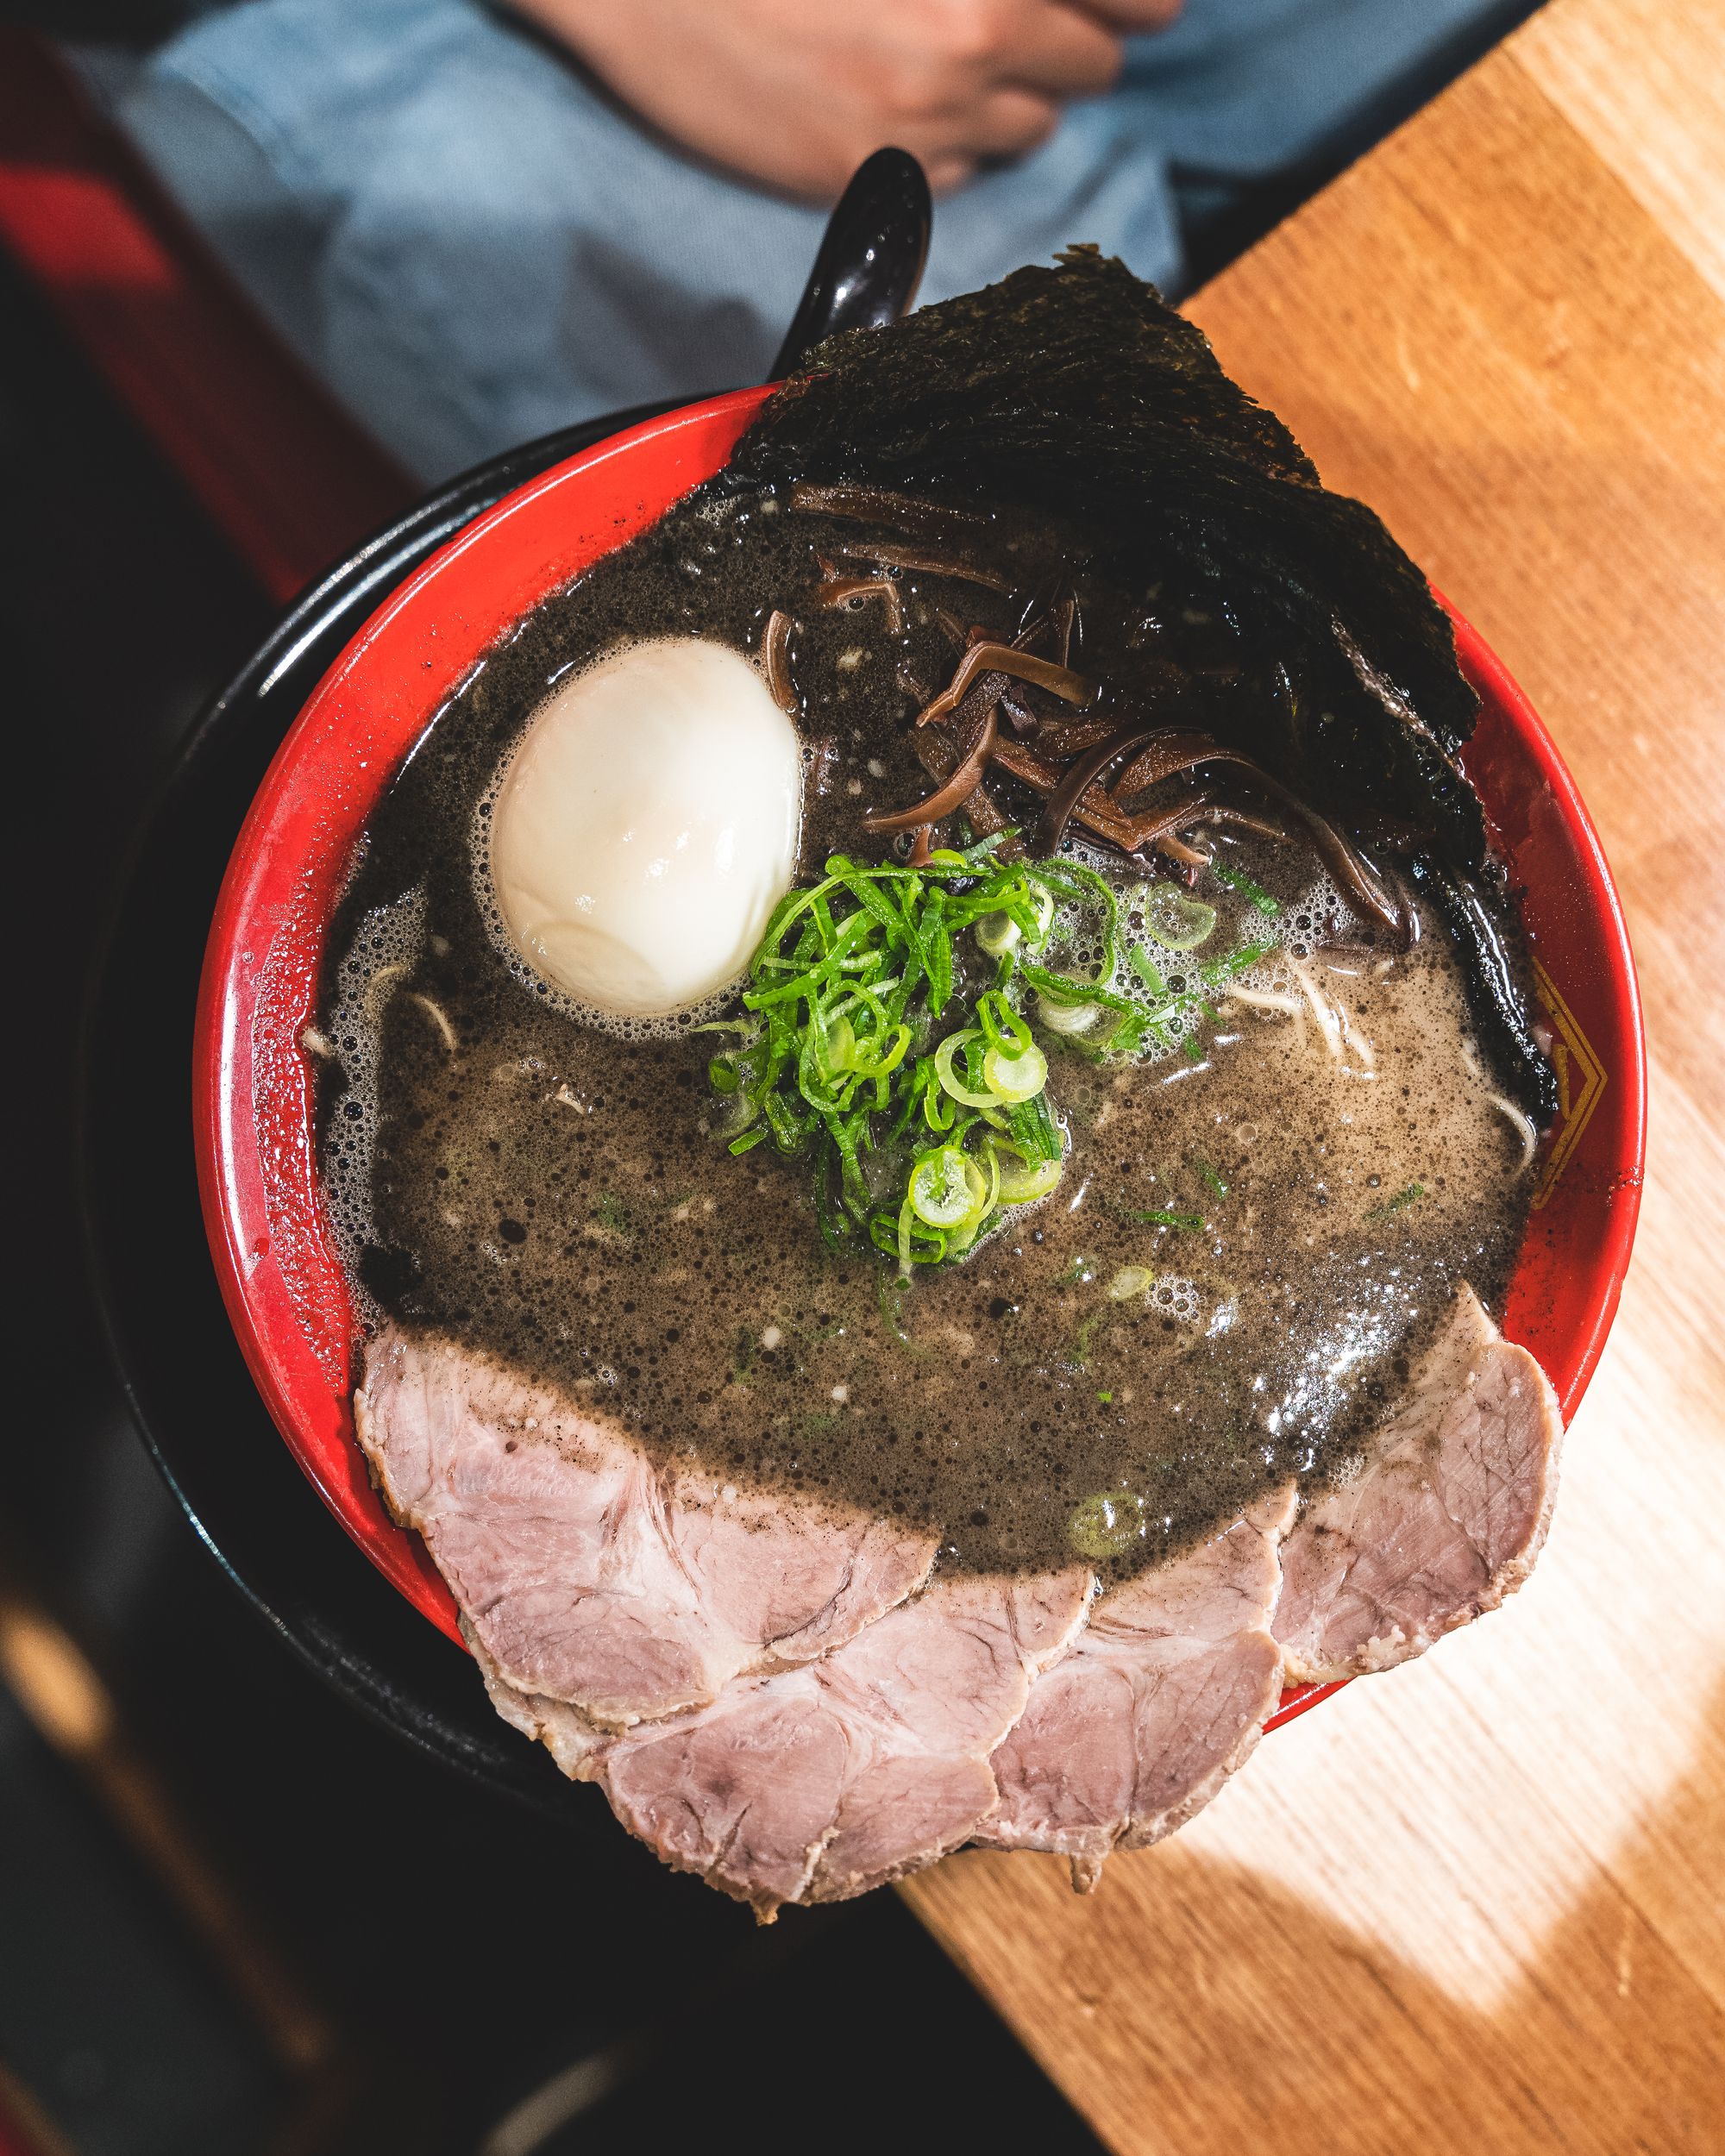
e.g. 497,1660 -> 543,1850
768,147 -> 931,382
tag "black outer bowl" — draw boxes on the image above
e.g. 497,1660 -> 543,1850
78,145 -> 932,1808
77,406 -> 686,1817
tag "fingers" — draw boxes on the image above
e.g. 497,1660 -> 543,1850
532,0 -> 1149,204
939,81 -> 1063,163
924,154 -> 981,196
888,4 -> 1107,190
1075,0 -> 1186,29
984,3 -> 1126,99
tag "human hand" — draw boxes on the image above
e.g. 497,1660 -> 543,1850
518,0 -> 1184,199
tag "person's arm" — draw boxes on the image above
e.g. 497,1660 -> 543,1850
515,0 -> 1182,198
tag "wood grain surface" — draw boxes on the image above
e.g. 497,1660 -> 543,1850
900,6 -> 1725,2146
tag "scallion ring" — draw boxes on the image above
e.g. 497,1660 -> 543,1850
975,884 -> 1053,957
940,1150 -> 999,1255
1145,884 -> 1217,951
988,1142 -> 1063,1205
1036,993 -> 1102,1035
908,1145 -> 980,1229
982,1042 -> 1048,1103
932,1029 -> 997,1109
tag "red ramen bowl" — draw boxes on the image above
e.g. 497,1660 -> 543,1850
193,385 -> 1647,1726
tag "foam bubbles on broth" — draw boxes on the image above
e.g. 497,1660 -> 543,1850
317,887 -> 427,1319
310,473 -> 1540,1580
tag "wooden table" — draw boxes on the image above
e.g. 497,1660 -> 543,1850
901,5 -> 1725,2146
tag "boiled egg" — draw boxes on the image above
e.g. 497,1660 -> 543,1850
488,637 -> 801,1018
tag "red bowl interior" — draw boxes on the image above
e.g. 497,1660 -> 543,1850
194,385 -> 1647,1727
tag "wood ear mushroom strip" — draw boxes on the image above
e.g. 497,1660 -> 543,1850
762,610 -> 797,713
866,711 -> 1000,835
916,643 -> 1097,728
812,563 -> 905,632
988,737 -> 1214,857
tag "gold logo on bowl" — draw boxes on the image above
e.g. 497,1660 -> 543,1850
1530,960 -> 1607,1211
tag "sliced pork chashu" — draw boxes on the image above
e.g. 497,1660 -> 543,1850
1274,1284 -> 1564,1681
473,1570 -> 1092,1920
974,1487 -> 1296,1890
356,1329 -> 938,1727
359,1283 -> 1563,1912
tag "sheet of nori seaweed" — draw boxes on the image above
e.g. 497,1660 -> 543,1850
733,246 -> 1486,872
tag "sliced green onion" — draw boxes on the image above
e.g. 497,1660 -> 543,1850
1006,1092 -> 1062,1166
1036,993 -> 1101,1035
1068,1492 -> 1149,1560
989,1145 -> 1063,1204
932,1029 -> 996,1108
1366,1181 -> 1425,1219
908,1146 -> 976,1228
1211,862 -> 1281,917
1201,938 -> 1278,987
896,1198 -> 916,1273
891,1195 -> 949,1275
1127,945 -> 1169,996
762,1093 -> 808,1153
1145,884 -> 1217,951
1020,962 -> 1137,1017
926,917 -> 954,1013
710,848 -> 1118,1274
941,1150 -> 998,1255
977,882 -> 1054,956
975,990 -> 1032,1056
921,1075 -> 957,1131
982,1042 -> 1048,1103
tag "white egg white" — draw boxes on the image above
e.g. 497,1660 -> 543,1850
487,636 -> 801,1020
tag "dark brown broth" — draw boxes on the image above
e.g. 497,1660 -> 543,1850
317,480 -> 1534,1579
